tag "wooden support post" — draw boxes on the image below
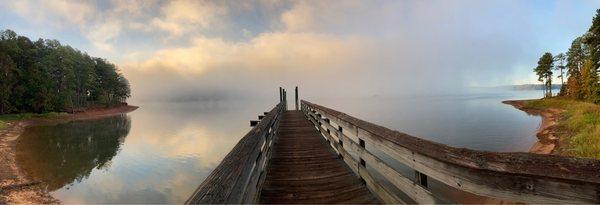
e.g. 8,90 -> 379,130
283,89 -> 287,110
337,126 -> 344,158
295,86 -> 299,110
279,87 -> 283,103
359,138 -> 366,183
324,118 -> 331,142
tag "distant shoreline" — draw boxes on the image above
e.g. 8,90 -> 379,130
0,105 -> 138,204
503,100 -> 560,154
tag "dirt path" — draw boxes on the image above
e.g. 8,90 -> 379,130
503,100 -> 562,154
0,105 -> 138,204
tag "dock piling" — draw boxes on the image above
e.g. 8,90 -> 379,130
295,86 -> 299,110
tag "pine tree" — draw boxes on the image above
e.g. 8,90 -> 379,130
534,53 -> 554,97
554,53 -> 566,95
581,59 -> 600,102
566,37 -> 587,99
585,9 -> 600,71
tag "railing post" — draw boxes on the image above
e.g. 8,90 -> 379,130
358,137 -> 366,183
279,87 -> 283,103
324,118 -> 330,142
338,126 -> 344,158
295,86 -> 299,110
283,89 -> 287,110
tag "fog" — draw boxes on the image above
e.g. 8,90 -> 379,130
4,0 -> 599,102
119,0 -> 600,102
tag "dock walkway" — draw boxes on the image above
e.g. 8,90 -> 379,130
186,87 -> 600,204
259,111 -> 379,204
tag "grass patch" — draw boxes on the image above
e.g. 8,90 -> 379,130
523,98 -> 600,158
0,112 -> 69,130
0,112 -> 68,121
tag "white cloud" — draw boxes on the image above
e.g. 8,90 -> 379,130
151,0 -> 228,36
85,19 -> 122,51
120,31 -> 372,100
7,0 -> 593,100
7,0 -> 160,51
8,0 -> 96,28
280,1 -> 314,32
125,32 -> 365,74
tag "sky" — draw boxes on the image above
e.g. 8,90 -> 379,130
1,0 -> 600,101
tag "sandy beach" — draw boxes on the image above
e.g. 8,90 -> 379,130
0,105 -> 138,204
503,100 -> 562,154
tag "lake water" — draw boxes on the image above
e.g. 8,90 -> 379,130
16,89 -> 544,203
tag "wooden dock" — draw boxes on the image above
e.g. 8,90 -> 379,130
260,111 -> 379,204
186,87 -> 600,204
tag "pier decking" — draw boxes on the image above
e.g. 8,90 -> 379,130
186,87 -> 600,204
260,111 -> 379,204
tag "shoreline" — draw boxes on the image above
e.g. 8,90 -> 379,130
0,105 -> 138,204
503,100 -> 561,154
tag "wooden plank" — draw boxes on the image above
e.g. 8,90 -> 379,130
259,111 -> 379,204
186,103 -> 284,204
358,165 -> 405,204
335,129 -> 436,204
303,100 -> 600,203
309,112 -> 435,204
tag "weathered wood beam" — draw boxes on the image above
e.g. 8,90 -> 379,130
186,102 -> 285,204
302,100 -> 600,204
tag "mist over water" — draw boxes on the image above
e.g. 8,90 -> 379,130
310,88 -> 546,152
16,87 -> 544,203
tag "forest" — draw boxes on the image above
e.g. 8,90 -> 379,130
534,9 -> 600,102
0,29 -> 130,114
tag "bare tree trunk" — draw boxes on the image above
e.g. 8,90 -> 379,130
542,82 -> 545,97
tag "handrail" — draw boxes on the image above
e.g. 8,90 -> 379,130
186,102 -> 285,204
301,100 -> 600,204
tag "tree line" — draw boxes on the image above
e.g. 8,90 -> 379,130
0,29 -> 130,114
535,9 -> 600,102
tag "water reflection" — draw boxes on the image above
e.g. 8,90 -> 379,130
14,100 -> 274,204
12,90 -> 544,203
16,115 -> 131,190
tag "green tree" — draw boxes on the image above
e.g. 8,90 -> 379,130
554,53 -> 567,95
0,29 -> 131,114
581,59 -> 600,102
566,37 -> 589,99
585,9 -> 600,70
534,52 -> 554,97
0,53 -> 16,114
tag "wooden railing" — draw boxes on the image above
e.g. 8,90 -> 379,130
301,100 -> 600,204
185,102 -> 285,204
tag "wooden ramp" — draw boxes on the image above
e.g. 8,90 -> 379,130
259,111 -> 380,204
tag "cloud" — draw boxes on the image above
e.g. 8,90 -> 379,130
7,0 -> 123,51
151,0 -> 228,36
86,19 -> 122,51
8,0 -> 95,28
122,31 -> 370,100
124,1 -> 533,100
280,1 -> 314,32
6,0 -> 158,51
6,0 -> 600,101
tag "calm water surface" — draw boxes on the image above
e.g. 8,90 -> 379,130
16,90 -> 544,203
